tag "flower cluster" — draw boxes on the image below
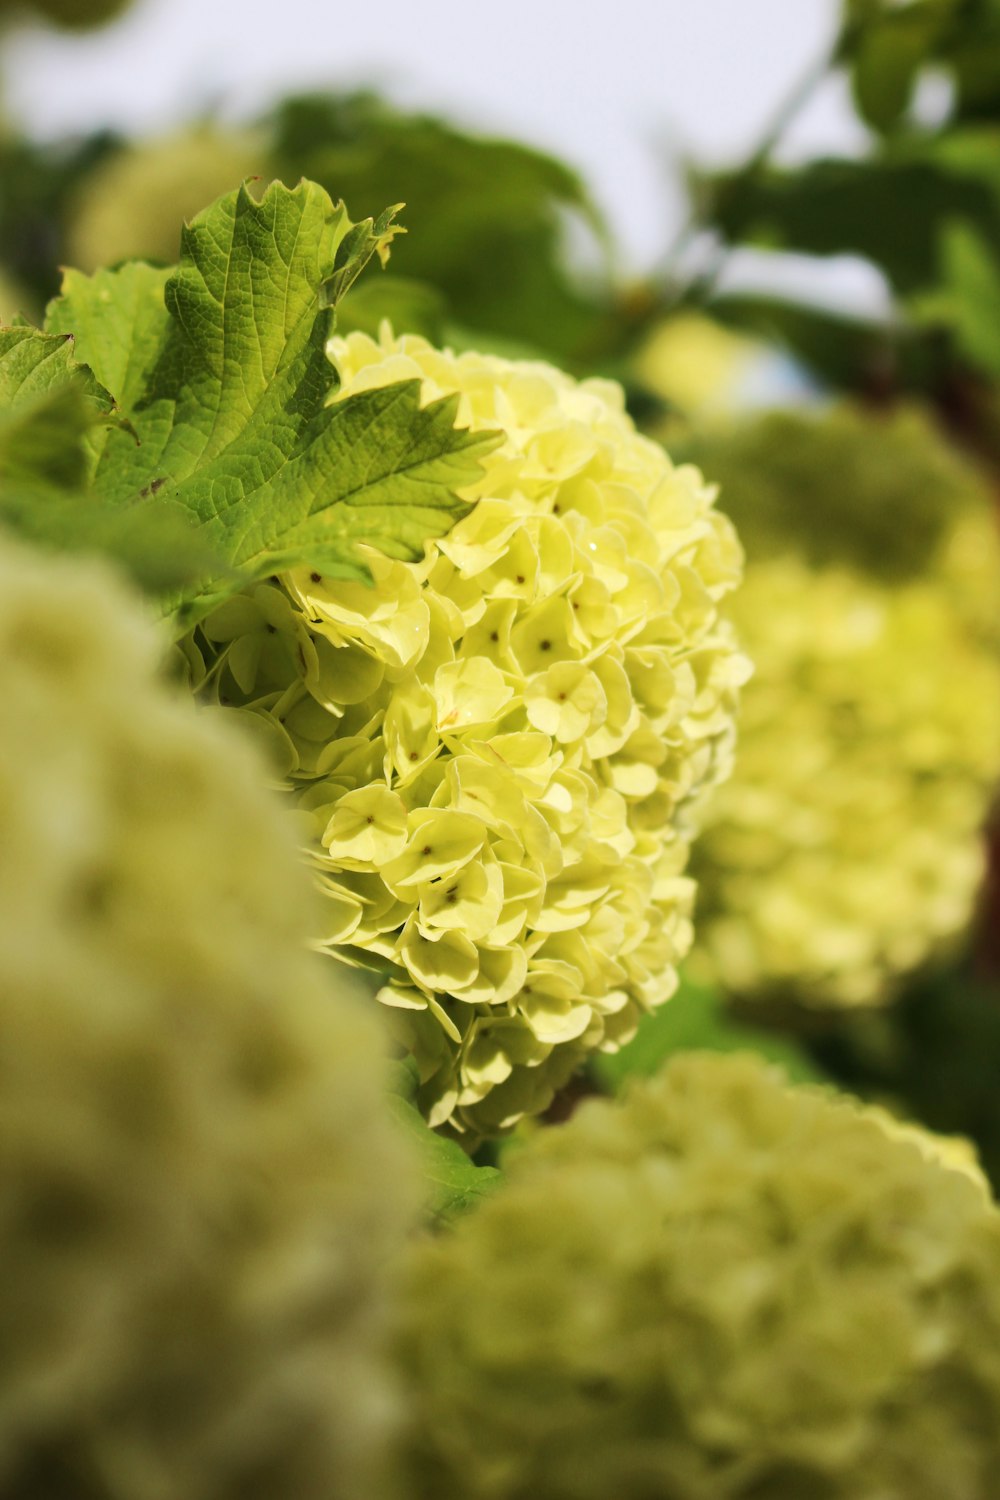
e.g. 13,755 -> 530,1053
190,329 -> 746,1134
684,403 -> 1000,623
692,558 -> 1000,1006
631,311 -> 765,426
681,404 -> 1000,1007
0,539 -> 417,1500
398,1051 -> 1000,1500
67,125 -> 265,272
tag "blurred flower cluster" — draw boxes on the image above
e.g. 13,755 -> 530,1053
686,406 -> 1000,1007
188,330 -> 747,1133
694,555 -> 1000,1004
399,1051 -> 1000,1500
0,538 -> 417,1500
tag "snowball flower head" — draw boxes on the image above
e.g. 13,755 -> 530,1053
681,403 -> 1000,1006
190,328 -> 746,1134
67,126 -> 265,272
684,403 -> 1000,630
399,1052 -> 1000,1500
692,557 -> 1000,1007
0,538 -> 417,1500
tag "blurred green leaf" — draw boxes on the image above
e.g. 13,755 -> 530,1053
808,960 -> 1000,1192
337,274 -> 447,343
933,217 -> 1000,375
838,0 -> 1000,127
0,129 -> 121,307
387,1062 -> 501,1224
0,337 -> 220,591
0,366 -> 101,491
591,973 -> 826,1093
851,10 -> 943,132
701,152 -> 999,296
928,125 -> 1000,193
0,0 -> 133,29
938,0 -> 1000,116
267,91 -> 612,361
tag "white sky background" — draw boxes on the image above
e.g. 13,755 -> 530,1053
3,0 -> 886,308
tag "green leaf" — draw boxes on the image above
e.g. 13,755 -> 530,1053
0,325 -> 121,464
839,0 -> 957,131
0,337 -> 223,593
934,217 -> 1000,375
926,125 -> 1000,194
322,200 -> 405,305
45,179 -> 499,626
387,1064 -> 501,1224
0,317 -> 227,591
0,378 -> 95,490
45,261 -> 171,424
6,0 -> 134,31
699,152 -> 1000,296
836,0 -> 1000,129
0,477 -> 227,594
591,973 -> 826,1094
852,15 -> 936,132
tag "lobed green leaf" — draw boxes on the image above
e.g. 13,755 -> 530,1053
36,178 -> 497,625
387,1061 -> 501,1224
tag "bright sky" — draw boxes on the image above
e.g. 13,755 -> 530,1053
4,0 -> 886,307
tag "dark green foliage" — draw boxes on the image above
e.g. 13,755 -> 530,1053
806,960 -> 1000,1192
839,0 -> 1000,131
268,91 -> 611,361
688,2 -> 1000,398
0,0 -> 131,29
0,131 -> 122,309
699,151 -> 999,298
0,92 -> 622,370
679,402 -> 992,580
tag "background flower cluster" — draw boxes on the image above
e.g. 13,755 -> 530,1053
687,407 -> 1000,1008
0,538 -> 416,1500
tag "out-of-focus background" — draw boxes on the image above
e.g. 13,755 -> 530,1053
3,0 -> 855,259
3,0 -> 890,312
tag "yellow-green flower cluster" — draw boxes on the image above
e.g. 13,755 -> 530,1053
0,538 -> 417,1500
681,405 -> 1000,1006
398,1052 -> 1000,1500
631,312 -> 766,429
191,329 -> 746,1134
67,126 -> 266,272
693,558 -> 1000,1006
684,404 -> 1000,625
